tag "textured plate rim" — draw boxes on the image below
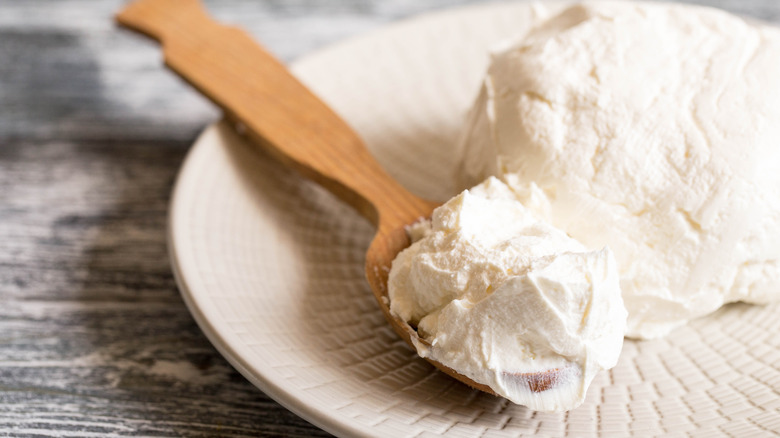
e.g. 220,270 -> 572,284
167,165 -> 368,438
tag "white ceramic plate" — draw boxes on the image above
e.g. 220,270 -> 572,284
169,2 -> 780,436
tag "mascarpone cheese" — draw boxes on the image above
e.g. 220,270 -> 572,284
389,177 -> 627,412
457,1 -> 780,339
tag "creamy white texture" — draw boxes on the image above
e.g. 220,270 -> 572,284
457,2 -> 780,339
389,177 -> 627,412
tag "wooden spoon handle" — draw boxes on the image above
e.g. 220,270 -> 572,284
116,0 -> 429,227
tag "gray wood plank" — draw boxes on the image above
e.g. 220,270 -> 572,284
0,140 -> 332,437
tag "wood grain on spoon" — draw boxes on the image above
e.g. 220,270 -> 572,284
116,0 -> 561,396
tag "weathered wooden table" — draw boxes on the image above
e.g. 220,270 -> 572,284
1,0 -> 778,436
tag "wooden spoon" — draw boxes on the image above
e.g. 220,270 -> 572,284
116,0 -> 562,396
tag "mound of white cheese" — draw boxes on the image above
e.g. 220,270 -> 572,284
457,1 -> 780,339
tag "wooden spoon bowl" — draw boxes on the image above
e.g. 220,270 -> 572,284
116,0 -> 560,397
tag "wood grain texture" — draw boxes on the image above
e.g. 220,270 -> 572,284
0,140 -> 332,437
1,0 -> 779,437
